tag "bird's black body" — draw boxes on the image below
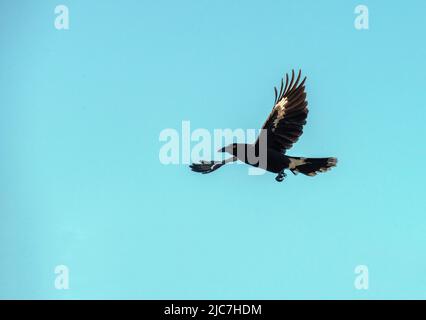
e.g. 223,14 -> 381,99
264,147 -> 290,173
190,70 -> 337,182
226,143 -> 289,173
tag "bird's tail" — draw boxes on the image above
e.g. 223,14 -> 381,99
288,157 -> 337,176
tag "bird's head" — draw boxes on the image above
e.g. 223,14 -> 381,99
218,143 -> 237,154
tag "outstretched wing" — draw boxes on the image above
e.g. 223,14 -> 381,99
189,160 -> 224,174
256,70 -> 308,153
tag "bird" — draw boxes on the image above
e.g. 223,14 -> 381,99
190,70 -> 337,182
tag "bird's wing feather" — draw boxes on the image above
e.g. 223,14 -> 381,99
256,70 -> 308,153
189,160 -> 224,174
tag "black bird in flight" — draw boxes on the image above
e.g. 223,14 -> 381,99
190,70 -> 337,182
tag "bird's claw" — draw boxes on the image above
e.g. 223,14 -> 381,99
275,171 -> 287,182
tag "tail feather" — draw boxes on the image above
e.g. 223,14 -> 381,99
289,157 -> 337,176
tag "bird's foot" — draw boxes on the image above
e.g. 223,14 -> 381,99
275,171 -> 287,182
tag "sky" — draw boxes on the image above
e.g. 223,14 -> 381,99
1,0 -> 426,299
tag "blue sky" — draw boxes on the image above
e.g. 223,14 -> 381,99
1,0 -> 426,299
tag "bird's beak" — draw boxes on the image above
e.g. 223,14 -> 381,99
218,147 -> 226,153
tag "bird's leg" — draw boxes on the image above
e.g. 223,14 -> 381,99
275,170 -> 287,182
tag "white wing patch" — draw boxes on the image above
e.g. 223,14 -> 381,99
272,97 -> 288,129
288,157 -> 306,169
